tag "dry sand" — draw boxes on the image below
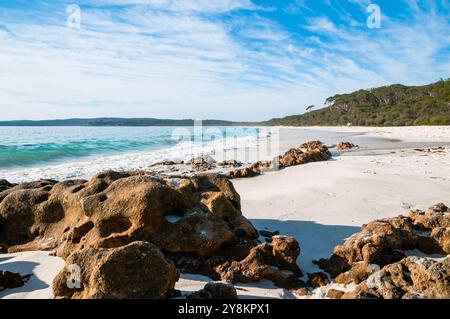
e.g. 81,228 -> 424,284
1,126 -> 449,299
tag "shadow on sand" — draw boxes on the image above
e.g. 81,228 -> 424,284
0,260 -> 48,298
250,219 -> 360,273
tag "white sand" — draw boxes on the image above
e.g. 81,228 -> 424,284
1,126 -> 449,299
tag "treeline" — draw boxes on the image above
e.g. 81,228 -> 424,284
263,79 -> 450,126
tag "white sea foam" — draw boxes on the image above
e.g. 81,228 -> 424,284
0,133 -> 272,183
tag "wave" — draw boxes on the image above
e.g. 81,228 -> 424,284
0,127 -> 272,183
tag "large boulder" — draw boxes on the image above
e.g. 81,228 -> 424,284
215,236 -> 302,288
336,142 -> 358,152
0,172 -> 258,259
53,241 -> 179,299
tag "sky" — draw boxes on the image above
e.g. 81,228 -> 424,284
0,0 -> 449,121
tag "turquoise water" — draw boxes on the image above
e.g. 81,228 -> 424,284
0,126 -> 262,169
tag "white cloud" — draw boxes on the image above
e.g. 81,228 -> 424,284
0,1 -> 448,121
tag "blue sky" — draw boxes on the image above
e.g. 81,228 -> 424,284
0,0 -> 449,121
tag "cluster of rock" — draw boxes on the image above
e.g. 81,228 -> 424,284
226,141 -> 332,179
0,171 -> 302,298
315,203 -> 449,299
0,270 -> 26,291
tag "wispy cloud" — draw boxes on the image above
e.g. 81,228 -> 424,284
0,0 -> 448,121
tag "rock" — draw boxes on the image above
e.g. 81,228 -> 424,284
0,179 -> 15,193
336,142 -> 358,151
279,144 -> 331,168
0,270 -> 25,291
0,171 -> 309,290
316,204 -> 450,278
326,289 -> 345,299
335,262 -> 379,285
226,142 -> 331,179
218,160 -> 242,168
225,160 -> 277,179
189,156 -> 216,171
186,281 -> 238,299
52,241 -> 179,299
149,160 -> 184,167
293,287 -> 310,296
299,141 -> 323,150
428,202 -> 449,213
307,272 -> 330,288
204,282 -> 238,299
0,172 -> 258,260
216,236 -> 302,288
344,256 -> 450,299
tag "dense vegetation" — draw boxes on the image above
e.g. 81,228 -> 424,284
263,79 -> 450,126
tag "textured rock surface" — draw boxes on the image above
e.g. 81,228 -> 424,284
0,172 -> 258,259
341,256 -> 449,299
336,142 -> 358,151
215,236 -> 302,288
0,270 -> 25,291
53,241 -> 179,299
190,156 -> 216,172
187,281 -> 238,299
307,272 -> 330,288
226,141 -> 331,179
0,172 -> 306,296
326,289 -> 345,299
316,204 -> 449,278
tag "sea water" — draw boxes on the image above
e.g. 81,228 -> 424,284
0,126 -> 268,182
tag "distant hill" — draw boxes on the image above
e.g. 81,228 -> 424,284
2,80 -> 449,127
0,118 -> 252,127
263,79 -> 450,126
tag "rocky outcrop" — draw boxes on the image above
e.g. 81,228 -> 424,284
315,203 -> 449,278
341,256 -> 449,299
226,141 -> 331,179
225,160 -> 277,179
0,180 -> 15,193
336,142 -> 358,152
53,241 -> 179,299
0,171 -> 306,296
0,172 -> 258,259
307,272 -> 330,288
215,236 -> 303,288
0,270 -> 25,291
314,203 -> 449,299
279,145 -> 331,168
299,141 -> 323,150
187,281 -> 238,299
218,160 -> 242,168
327,289 -> 345,299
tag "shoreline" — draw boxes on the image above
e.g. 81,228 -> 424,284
1,125 -> 449,299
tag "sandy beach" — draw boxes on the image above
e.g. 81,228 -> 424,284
1,126 -> 449,299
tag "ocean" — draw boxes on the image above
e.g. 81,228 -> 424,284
0,126 -> 268,182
